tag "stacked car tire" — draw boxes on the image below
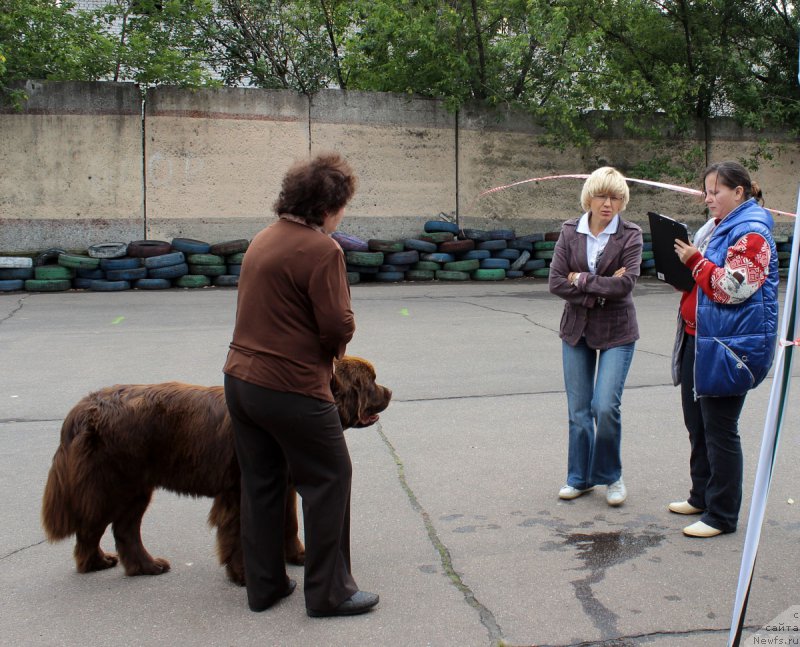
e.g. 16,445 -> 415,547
0,238 -> 249,292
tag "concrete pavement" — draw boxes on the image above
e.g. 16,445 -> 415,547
1,278 -> 799,646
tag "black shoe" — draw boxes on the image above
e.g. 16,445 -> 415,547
306,590 -> 380,617
248,579 -> 297,612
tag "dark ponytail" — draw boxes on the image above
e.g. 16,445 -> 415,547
702,161 -> 764,205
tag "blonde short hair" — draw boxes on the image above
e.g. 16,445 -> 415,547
580,166 -> 630,212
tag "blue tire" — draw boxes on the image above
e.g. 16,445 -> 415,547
375,271 -> 405,282
0,267 -> 34,280
477,240 -> 507,251
459,250 -> 490,261
227,264 -> 242,276
148,262 -> 189,279
508,240 -> 533,251
424,220 -> 459,234
76,267 -> 105,279
0,279 -> 24,292
517,233 -> 544,243
135,278 -> 172,290
90,279 -> 131,291
481,258 -> 511,270
72,277 -> 93,289
403,239 -> 438,253
420,252 -> 455,263
213,275 -> 239,287
506,270 -> 524,278
488,229 -> 515,240
385,250 -> 420,265
380,264 -> 411,273
494,248 -> 521,261
522,259 -> 546,271
171,238 -> 211,254
100,257 -> 141,271
143,251 -> 185,269
460,229 -> 491,241
105,267 -> 147,281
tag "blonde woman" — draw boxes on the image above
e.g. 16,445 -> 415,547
549,167 -> 643,506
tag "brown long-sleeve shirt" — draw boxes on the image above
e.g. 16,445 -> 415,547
223,218 -> 355,403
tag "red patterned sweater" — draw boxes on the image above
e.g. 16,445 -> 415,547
679,220 -> 772,335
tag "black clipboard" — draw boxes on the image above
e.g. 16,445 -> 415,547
647,211 -> 695,292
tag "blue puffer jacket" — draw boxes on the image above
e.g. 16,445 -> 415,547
694,199 -> 779,396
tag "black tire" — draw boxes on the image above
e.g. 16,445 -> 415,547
75,267 -> 105,279
58,253 -> 100,270
171,238 -> 211,254
460,229 -> 491,241
384,250 -> 420,265
35,265 -> 74,280
175,274 -> 211,288
375,271 -> 405,282
226,252 -> 246,264
128,240 -> 172,258
347,272 -> 361,285
143,251 -> 185,269
544,231 -> 561,242
72,277 -> 93,290
0,279 -> 24,292
34,248 -> 67,266
210,239 -> 249,256
403,239 -> 438,253
508,240 -> 534,251
380,264 -> 411,272
24,279 -> 72,292
105,267 -> 148,281
148,262 -> 189,279
213,275 -> 240,287
90,279 -> 131,291
0,267 -> 34,280
87,242 -> 128,259
517,233 -> 544,243
506,270 -> 524,279
347,264 -> 379,274
135,278 -> 172,290
227,264 -> 242,276
100,257 -> 141,271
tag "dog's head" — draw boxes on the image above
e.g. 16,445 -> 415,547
332,356 -> 392,429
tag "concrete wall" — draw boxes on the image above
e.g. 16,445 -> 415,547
1,81 -> 798,253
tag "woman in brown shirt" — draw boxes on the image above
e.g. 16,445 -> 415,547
224,152 -> 379,617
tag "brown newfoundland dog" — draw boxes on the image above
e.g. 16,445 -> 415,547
41,356 -> 391,585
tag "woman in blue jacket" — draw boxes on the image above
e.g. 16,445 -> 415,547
670,161 -> 779,538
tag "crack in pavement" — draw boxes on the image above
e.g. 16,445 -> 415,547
518,622 -> 762,646
0,294 -> 28,324
1,539 -> 47,561
375,422 -> 505,646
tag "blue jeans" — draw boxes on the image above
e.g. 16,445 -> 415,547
562,338 -> 635,488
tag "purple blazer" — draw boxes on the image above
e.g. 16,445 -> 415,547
548,216 -> 643,350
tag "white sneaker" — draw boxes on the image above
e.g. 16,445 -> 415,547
606,479 -> 627,506
558,485 -> 593,500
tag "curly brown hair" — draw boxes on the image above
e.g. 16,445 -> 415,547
272,152 -> 357,227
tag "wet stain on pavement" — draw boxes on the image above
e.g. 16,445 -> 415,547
566,529 -> 665,640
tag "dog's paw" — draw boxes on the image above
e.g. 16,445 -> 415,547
125,557 -> 171,576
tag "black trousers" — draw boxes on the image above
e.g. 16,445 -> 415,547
224,374 -> 358,612
680,335 -> 746,533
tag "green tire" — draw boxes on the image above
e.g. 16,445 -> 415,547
640,251 -> 654,261
347,272 -> 361,285
471,268 -> 506,281
412,261 -> 440,271
405,270 -> 435,281
443,259 -> 480,272
226,252 -> 246,264
345,251 -> 384,266
175,274 -> 211,288
189,264 -> 227,277
534,250 -> 554,260
533,241 -> 556,250
368,239 -> 404,253
58,253 -> 100,270
529,268 -> 550,278
35,265 -> 74,280
419,232 -> 454,244
186,253 -> 225,266
435,270 -> 470,281
24,279 -> 72,292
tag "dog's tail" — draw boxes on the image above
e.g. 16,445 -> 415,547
41,401 -> 97,541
